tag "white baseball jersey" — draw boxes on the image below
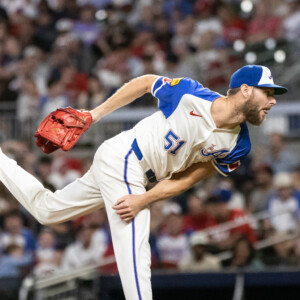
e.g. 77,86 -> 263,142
132,76 -> 251,180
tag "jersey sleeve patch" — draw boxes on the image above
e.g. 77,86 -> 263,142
170,78 -> 182,86
151,77 -> 199,118
151,77 -> 171,95
212,123 -> 251,176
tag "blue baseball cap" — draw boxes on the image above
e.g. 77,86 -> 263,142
229,65 -> 288,95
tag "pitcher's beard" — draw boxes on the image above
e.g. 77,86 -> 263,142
242,101 -> 263,126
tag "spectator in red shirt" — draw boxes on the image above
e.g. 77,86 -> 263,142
216,3 -> 247,45
204,195 -> 256,253
60,64 -> 88,105
246,1 -> 282,45
182,189 -> 213,233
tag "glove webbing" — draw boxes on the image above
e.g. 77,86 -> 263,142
54,108 -> 88,129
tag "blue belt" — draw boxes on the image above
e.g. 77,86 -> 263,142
131,139 -> 157,183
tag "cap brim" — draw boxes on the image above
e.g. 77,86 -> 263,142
257,84 -> 288,95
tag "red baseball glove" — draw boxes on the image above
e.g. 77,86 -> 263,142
34,107 -> 93,153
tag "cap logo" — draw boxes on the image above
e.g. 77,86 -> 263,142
258,66 -> 275,85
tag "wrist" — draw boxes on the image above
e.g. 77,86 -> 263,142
142,188 -> 164,207
90,109 -> 101,123
138,193 -> 150,209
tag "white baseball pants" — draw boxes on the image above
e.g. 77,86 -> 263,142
0,130 -> 152,300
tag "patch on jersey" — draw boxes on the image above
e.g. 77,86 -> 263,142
228,160 -> 240,171
163,77 -> 172,84
170,78 -> 182,86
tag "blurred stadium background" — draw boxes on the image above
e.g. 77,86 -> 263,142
0,0 -> 300,299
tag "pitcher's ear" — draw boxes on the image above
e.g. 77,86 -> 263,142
240,84 -> 253,99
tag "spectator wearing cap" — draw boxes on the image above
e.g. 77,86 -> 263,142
267,172 -> 300,233
204,195 -> 256,253
156,202 -> 190,269
217,178 -> 246,210
250,164 -> 275,213
179,231 -> 221,272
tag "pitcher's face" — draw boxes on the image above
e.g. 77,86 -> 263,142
243,87 -> 276,125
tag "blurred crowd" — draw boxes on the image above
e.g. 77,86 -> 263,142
1,0 -> 300,289
0,0 -> 300,118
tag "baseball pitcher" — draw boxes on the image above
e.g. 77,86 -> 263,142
0,65 -> 287,299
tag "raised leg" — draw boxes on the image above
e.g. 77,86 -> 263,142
0,148 -> 104,225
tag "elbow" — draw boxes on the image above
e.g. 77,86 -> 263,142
140,74 -> 159,93
36,215 -> 55,226
39,220 -> 52,226
34,210 -> 59,226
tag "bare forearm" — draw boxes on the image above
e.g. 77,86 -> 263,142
142,179 -> 190,205
140,161 -> 216,207
113,162 -> 215,222
112,178 -> 193,223
90,75 -> 158,123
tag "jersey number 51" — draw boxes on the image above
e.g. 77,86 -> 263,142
164,130 -> 186,155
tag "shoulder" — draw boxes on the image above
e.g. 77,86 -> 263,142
152,77 -> 196,96
152,77 -> 220,101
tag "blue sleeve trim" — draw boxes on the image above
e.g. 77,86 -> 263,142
152,77 -> 165,96
211,160 -> 228,177
213,123 -> 251,175
152,77 -> 221,118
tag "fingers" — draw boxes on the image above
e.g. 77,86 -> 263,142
115,209 -> 133,223
113,204 -> 133,223
123,217 -> 133,223
121,213 -> 134,223
112,198 -> 126,209
112,196 -> 137,223
121,213 -> 133,220
115,208 -> 131,216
